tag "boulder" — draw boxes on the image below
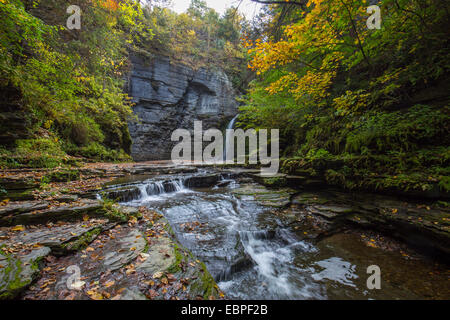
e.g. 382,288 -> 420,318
0,247 -> 51,299
184,174 -> 221,188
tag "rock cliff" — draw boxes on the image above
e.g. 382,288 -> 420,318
127,55 -> 238,161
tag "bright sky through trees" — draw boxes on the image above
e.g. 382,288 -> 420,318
171,0 -> 262,19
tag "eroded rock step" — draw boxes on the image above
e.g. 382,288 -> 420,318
284,190 -> 450,261
0,199 -> 106,227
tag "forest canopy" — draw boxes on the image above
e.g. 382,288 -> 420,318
0,0 -> 448,194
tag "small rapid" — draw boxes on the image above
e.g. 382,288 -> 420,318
108,175 -> 329,299
224,114 -> 239,161
101,171 -> 450,300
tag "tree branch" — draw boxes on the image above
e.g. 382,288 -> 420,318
250,0 -> 307,9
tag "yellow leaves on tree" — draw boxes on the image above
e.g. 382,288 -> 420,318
266,70 -> 335,102
99,0 -> 119,11
245,0 -> 371,104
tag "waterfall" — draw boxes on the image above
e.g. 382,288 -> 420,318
224,114 -> 239,161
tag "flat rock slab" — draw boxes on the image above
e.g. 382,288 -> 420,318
119,288 -> 148,300
0,247 -> 51,299
292,192 -> 331,205
104,186 -> 141,202
309,205 -> 354,219
102,229 -> 147,271
184,174 -> 222,188
0,201 -> 50,217
232,184 -> 295,207
0,219 -> 114,255
125,165 -> 198,175
222,168 -> 261,177
0,199 -> 104,226
0,177 -> 38,191
136,237 -> 175,275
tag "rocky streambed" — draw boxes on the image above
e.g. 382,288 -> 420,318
0,163 -> 449,300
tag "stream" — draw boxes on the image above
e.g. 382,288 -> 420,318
103,169 -> 449,300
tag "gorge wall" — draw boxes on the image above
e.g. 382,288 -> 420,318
127,55 -> 238,161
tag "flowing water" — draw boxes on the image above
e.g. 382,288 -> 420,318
104,171 -> 449,300
224,114 -> 239,161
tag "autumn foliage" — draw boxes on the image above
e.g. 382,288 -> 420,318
240,0 -> 450,192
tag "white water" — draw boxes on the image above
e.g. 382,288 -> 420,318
100,173 -> 450,300
128,179 -> 190,203
224,114 -> 239,161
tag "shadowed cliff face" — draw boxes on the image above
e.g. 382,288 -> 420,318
127,55 -> 238,161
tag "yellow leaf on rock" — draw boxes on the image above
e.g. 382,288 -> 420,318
11,225 -> 25,232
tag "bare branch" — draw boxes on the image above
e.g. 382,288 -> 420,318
250,0 -> 307,9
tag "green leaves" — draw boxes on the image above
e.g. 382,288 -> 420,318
0,0 -> 143,161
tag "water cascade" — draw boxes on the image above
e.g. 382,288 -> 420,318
224,114 -> 239,162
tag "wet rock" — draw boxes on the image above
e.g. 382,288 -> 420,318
79,168 -> 106,176
0,199 -> 104,226
0,189 -> 35,201
137,237 -> 175,275
119,288 -> 147,300
286,175 -> 308,188
216,180 -> 232,188
0,220 -> 114,256
232,184 -> 295,207
249,173 -> 288,188
222,168 -> 261,176
104,187 -> 141,202
0,177 -> 38,191
309,205 -> 354,219
291,190 -> 450,261
0,201 -> 50,217
160,167 -> 198,175
184,174 -> 221,188
41,170 -> 80,183
53,195 -> 79,203
126,165 -> 198,175
292,192 -> 331,205
114,205 -> 140,219
0,247 -> 51,299
102,229 -> 147,271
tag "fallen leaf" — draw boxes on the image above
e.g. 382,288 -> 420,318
140,253 -> 149,259
11,225 -> 25,232
69,281 -> 85,290
147,289 -> 159,299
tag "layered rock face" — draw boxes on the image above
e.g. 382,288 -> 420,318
127,55 -> 238,161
